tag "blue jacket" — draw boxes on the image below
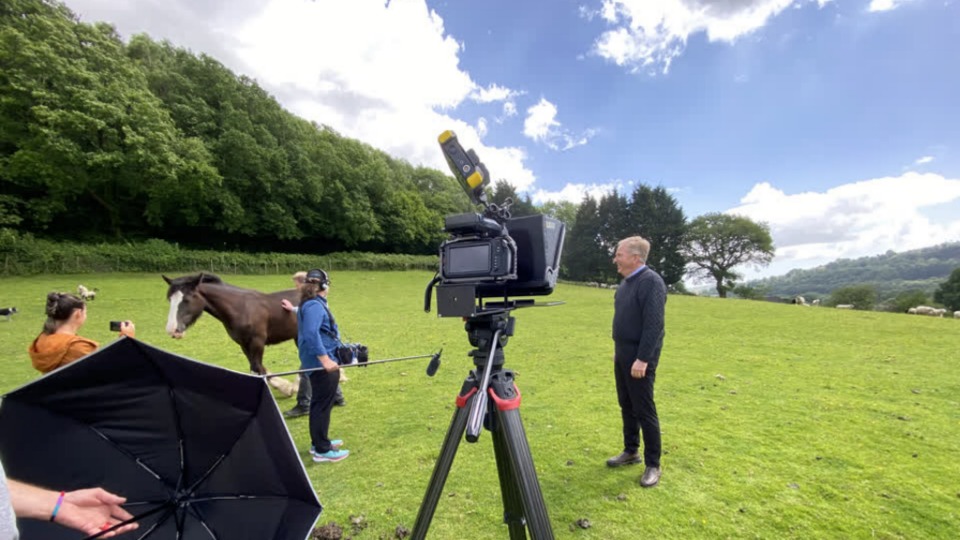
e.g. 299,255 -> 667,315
296,296 -> 340,369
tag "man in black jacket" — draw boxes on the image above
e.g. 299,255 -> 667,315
606,236 -> 667,488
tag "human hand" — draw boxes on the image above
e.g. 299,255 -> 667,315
281,299 -> 294,312
319,355 -> 340,373
119,321 -> 135,338
631,359 -> 648,379
59,488 -> 138,537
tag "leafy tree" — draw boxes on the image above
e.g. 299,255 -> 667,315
829,284 -> 878,310
732,283 -> 769,300
890,290 -> 929,313
0,1 -> 214,237
682,213 -> 774,298
933,267 -> 960,311
488,180 -> 536,217
564,196 -> 608,282
596,192 -> 630,256
538,200 -> 577,231
627,185 -> 687,286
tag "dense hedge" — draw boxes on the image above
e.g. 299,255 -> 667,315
0,229 -> 436,276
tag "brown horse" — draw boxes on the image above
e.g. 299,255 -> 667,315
163,273 -> 300,394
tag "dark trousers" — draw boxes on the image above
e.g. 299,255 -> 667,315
296,374 -> 343,407
613,345 -> 661,468
308,370 -> 340,453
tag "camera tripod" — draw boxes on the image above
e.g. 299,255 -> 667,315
412,308 -> 554,540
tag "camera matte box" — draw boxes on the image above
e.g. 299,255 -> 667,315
476,214 -> 565,299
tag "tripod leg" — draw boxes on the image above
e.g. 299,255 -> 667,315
490,408 -> 529,540
411,382 -> 478,540
490,372 -> 554,540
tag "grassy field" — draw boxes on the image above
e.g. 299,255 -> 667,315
1,272 -> 958,539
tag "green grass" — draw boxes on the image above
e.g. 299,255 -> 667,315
1,272 -> 959,538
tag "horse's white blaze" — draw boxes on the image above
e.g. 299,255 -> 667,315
166,290 -> 183,336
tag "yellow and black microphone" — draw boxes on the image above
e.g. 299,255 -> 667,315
438,130 -> 489,206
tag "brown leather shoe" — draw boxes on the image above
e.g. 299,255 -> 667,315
640,466 -> 661,487
606,451 -> 642,467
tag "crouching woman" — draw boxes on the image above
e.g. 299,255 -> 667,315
28,292 -> 135,374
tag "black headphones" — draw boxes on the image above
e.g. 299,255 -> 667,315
305,269 -> 330,290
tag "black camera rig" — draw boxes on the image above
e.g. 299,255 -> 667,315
424,130 -> 566,317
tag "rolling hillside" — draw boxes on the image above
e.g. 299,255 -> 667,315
748,241 -> 960,300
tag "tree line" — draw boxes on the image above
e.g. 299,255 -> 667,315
1,0 -> 780,295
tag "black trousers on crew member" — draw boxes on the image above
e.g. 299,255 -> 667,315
614,342 -> 661,468
308,369 -> 340,453
296,374 -> 344,408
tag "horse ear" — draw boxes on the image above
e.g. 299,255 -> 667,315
162,275 -> 172,285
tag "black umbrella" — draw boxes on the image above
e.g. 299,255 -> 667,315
0,337 -> 321,539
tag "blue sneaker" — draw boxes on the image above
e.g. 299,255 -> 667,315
312,449 -> 349,463
310,440 -> 343,456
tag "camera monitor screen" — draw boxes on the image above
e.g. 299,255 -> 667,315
446,243 -> 490,277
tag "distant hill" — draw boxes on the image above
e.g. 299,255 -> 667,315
748,242 -> 960,300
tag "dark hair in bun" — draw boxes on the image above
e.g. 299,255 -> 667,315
42,292 -> 85,334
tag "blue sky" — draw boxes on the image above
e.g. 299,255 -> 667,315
61,0 -> 960,279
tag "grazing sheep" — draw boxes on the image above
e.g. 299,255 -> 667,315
907,307 -> 918,314
811,299 -> 821,306
954,311 -> 960,319
792,296 -> 807,306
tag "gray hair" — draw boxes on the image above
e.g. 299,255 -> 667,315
618,236 -> 651,263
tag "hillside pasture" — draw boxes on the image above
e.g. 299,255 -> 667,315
0,272 -> 958,539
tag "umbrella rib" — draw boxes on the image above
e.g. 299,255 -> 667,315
184,500 -> 220,540
88,425 -> 167,481
184,453 -> 227,494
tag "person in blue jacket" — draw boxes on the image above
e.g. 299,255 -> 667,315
297,269 -> 349,463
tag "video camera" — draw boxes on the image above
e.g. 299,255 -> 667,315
424,131 -> 566,317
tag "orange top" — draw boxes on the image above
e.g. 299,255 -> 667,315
28,333 -> 99,374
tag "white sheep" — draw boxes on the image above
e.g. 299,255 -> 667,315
77,284 -> 97,301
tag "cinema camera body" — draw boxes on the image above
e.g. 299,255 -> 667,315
424,130 -> 566,317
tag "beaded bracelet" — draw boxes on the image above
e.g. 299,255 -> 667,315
50,491 -> 65,522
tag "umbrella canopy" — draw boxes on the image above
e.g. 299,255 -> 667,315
0,338 -> 321,539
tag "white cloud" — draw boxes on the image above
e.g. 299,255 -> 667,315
476,117 -> 489,138
728,172 -> 960,278
531,181 -> 625,204
915,155 -> 934,164
524,98 -> 561,142
589,0 -> 823,74
523,98 -> 597,151
62,0 -> 539,191
470,83 -> 523,104
868,0 -> 909,12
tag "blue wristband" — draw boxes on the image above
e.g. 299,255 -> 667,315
50,491 -> 65,522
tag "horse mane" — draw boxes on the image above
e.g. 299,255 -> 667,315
165,273 -> 224,290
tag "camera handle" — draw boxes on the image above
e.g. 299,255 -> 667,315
423,274 -> 441,313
